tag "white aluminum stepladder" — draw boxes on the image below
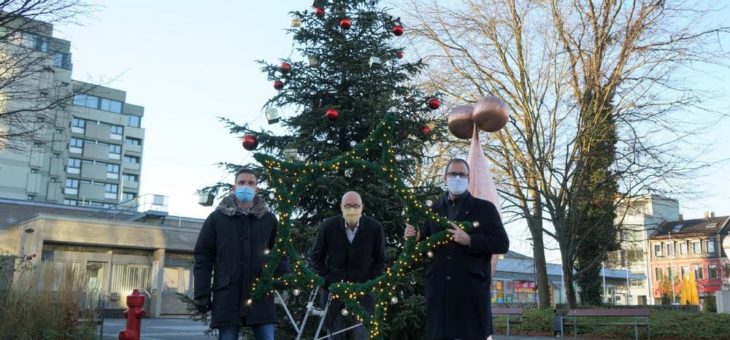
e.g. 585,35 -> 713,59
274,286 -> 364,340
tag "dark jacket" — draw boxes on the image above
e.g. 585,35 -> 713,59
310,214 -> 386,327
309,215 -> 386,288
420,192 -> 509,340
193,194 -> 283,328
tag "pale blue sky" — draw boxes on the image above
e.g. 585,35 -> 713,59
53,1 -> 730,259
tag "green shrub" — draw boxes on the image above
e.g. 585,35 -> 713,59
651,310 -> 730,339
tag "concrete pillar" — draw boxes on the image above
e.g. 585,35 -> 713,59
150,248 -> 165,318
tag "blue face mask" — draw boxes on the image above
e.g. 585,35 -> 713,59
235,186 -> 255,203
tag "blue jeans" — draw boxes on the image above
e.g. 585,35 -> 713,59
218,323 -> 274,340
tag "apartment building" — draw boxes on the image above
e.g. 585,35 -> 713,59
648,214 -> 730,304
607,195 -> 680,305
0,16 -> 144,209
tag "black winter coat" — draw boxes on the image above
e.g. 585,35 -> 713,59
420,192 -> 509,340
309,215 -> 386,289
193,195 -> 284,329
309,214 -> 386,329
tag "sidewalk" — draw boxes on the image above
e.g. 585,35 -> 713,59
101,318 -> 585,340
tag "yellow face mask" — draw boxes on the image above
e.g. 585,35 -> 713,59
342,207 -> 362,226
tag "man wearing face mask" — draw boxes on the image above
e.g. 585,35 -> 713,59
193,168 -> 286,340
309,191 -> 386,340
404,158 -> 509,340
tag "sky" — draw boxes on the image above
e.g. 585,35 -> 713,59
52,1 -> 730,262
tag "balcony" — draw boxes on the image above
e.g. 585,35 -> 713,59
80,162 -> 108,181
82,143 -> 108,160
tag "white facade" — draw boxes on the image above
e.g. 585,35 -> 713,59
609,195 -> 680,305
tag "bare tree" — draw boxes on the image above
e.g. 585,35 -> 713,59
405,0 -> 728,307
0,0 -> 88,151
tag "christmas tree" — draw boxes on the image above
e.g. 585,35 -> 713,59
210,1 -> 481,338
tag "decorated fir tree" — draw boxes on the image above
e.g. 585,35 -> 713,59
205,1 -> 487,338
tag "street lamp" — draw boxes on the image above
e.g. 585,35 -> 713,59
669,232 -> 676,304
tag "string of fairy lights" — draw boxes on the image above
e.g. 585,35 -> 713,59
247,115 -> 478,339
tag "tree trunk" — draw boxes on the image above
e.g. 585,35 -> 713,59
530,230 -> 550,308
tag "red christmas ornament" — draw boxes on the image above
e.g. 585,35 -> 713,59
279,62 -> 292,74
396,50 -> 404,59
314,7 -> 325,17
392,24 -> 404,36
325,108 -> 339,121
428,98 -> 441,110
242,135 -> 259,151
340,18 -> 352,30
273,80 -> 284,90
420,125 -> 432,135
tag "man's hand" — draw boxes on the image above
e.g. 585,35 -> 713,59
404,223 -> 419,240
446,222 -> 471,246
194,296 -> 212,314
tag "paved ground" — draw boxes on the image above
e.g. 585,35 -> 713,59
101,318 -> 573,339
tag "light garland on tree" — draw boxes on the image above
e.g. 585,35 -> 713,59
248,115 -> 476,339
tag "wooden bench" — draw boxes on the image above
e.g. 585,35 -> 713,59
492,307 -> 524,336
560,308 -> 650,340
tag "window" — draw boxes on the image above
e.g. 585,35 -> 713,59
73,94 -> 98,109
21,33 -> 48,52
69,138 -> 84,148
106,164 -> 120,174
106,164 -> 120,179
680,266 -> 689,278
64,179 -> 79,195
102,203 -> 117,209
654,243 -> 663,257
123,173 -> 138,182
71,117 -> 86,133
66,158 -> 81,174
73,94 -> 123,113
707,239 -> 715,254
100,98 -> 122,113
655,267 -> 663,281
104,183 -> 118,193
126,137 -> 141,146
694,265 -> 704,280
123,192 -> 137,201
104,183 -> 118,199
667,242 -> 675,257
63,199 -> 78,206
53,52 -> 71,69
69,138 -> 84,154
680,242 -> 688,255
667,267 -> 674,281
693,241 -> 701,254
110,125 -> 123,136
124,155 -> 140,164
127,115 -> 141,128
108,144 -> 121,160
709,265 -> 718,279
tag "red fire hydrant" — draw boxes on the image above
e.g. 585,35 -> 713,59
119,289 -> 146,340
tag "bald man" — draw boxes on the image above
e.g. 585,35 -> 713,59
309,191 -> 386,340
